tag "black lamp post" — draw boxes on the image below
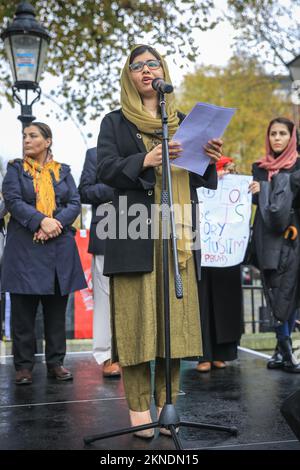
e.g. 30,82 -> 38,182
287,55 -> 300,111
1,1 -> 50,129
287,55 -> 300,82
286,55 -> 300,153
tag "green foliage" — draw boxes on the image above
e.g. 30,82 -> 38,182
176,55 -> 291,174
0,0 -> 217,125
226,0 -> 300,70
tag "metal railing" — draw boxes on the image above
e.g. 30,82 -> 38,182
242,266 -> 273,334
0,267 -> 288,352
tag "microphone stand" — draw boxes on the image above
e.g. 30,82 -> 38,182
83,92 -> 237,450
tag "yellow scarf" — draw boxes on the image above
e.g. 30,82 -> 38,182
121,46 -> 193,269
23,156 -> 61,218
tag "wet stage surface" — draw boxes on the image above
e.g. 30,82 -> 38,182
0,349 -> 299,450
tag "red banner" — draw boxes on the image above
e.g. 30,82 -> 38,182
74,230 -> 93,338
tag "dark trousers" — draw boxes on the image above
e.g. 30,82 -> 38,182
275,309 -> 298,341
10,278 -> 69,371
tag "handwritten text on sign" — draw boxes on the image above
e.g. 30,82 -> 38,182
197,174 -> 252,267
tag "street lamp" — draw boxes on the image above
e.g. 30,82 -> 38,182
286,54 -> 300,107
1,1 -> 50,129
286,55 -> 300,152
287,55 -> 300,81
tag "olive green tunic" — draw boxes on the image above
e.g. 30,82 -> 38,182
110,187 -> 202,366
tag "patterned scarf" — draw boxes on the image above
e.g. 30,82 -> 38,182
23,156 -> 61,217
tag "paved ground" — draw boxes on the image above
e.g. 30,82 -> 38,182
0,348 -> 299,452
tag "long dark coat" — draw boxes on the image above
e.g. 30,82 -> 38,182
78,147 -> 114,255
96,109 -> 217,276
199,265 -> 243,347
251,160 -> 300,322
2,159 -> 87,296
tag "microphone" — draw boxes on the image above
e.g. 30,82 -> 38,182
152,77 -> 174,94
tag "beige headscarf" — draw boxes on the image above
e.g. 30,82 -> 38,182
120,45 -> 193,269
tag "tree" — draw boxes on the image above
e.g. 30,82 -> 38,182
176,55 -> 291,173
226,0 -> 300,73
0,0 -> 218,125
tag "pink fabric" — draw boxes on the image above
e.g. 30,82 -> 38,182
257,125 -> 298,181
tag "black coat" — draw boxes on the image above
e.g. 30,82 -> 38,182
78,148 -> 114,255
199,265 -> 243,345
252,160 -> 300,322
97,109 -> 217,275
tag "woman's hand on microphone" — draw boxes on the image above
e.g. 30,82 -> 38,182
143,141 -> 182,168
204,138 -> 223,164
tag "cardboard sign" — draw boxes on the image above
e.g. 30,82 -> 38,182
197,174 -> 252,267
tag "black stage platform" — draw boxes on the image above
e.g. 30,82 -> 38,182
0,348 -> 299,451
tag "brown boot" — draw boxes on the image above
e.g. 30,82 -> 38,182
15,369 -> 32,385
129,409 -> 154,439
47,365 -> 73,381
196,361 -> 211,372
102,359 -> 121,377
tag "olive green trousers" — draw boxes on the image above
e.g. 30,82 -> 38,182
122,358 -> 181,411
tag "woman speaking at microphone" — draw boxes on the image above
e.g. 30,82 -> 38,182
97,44 -> 222,438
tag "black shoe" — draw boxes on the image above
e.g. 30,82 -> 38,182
47,366 -> 73,381
267,343 -> 284,369
15,369 -> 32,385
283,362 -> 300,373
283,355 -> 300,373
278,338 -> 300,373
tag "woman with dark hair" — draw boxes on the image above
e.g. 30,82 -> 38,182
97,44 -> 222,437
2,122 -> 87,384
249,117 -> 300,373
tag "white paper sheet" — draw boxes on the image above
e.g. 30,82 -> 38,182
171,102 -> 236,176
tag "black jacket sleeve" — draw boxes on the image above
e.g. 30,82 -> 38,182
251,163 -> 261,206
78,148 -> 114,205
290,163 -> 300,207
97,113 -> 154,190
54,169 -> 81,227
189,163 -> 218,190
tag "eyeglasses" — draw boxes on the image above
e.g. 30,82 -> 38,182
129,59 -> 161,72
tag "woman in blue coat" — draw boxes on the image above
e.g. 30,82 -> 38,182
2,122 -> 87,385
